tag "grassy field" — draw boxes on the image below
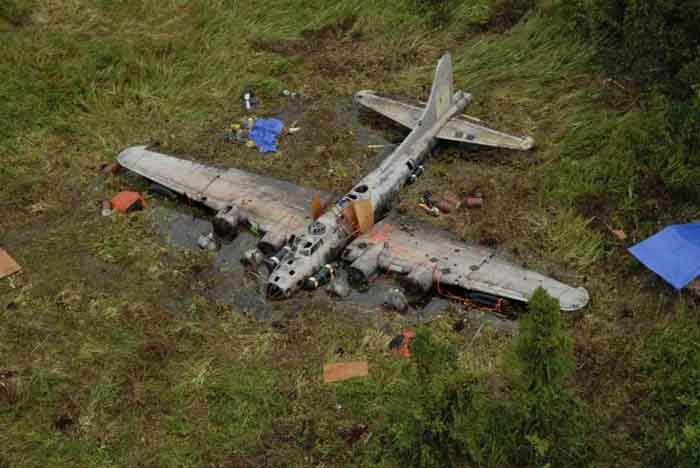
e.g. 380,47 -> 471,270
2,0 -> 699,466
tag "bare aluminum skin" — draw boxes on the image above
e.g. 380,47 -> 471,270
117,53 -> 589,311
354,91 -> 535,151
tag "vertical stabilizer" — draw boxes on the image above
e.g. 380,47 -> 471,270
420,53 -> 455,128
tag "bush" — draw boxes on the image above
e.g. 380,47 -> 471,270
560,0 -> 700,97
378,329 -> 476,467
494,288 -> 588,465
637,310 -> 700,466
363,290 -> 587,467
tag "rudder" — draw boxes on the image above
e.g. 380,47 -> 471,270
420,53 -> 454,128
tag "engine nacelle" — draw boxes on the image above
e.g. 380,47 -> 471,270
400,265 -> 434,295
213,205 -> 241,240
258,230 -> 288,255
347,243 -> 384,289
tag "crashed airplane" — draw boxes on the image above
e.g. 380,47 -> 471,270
117,53 -> 590,311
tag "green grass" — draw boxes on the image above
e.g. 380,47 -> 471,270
1,0 -> 698,466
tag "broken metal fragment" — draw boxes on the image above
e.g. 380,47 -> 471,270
326,274 -> 351,299
383,288 -> 409,313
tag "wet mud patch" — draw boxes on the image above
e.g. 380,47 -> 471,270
149,205 -> 454,322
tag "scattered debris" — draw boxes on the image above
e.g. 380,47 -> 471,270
304,263 -> 336,290
326,274 -> 351,299
249,118 -> 284,153
197,233 -> 219,251
323,361 -> 369,383
0,249 -> 21,279
419,202 -> 440,217
101,200 -> 112,217
288,127 -> 302,134
465,196 -> 483,208
383,288 -> 408,313
436,192 -> 461,213
98,162 -> 120,174
241,88 -> 258,110
241,248 -> 266,271
420,192 -> 441,216
389,330 -> 416,358
110,191 -> 145,214
629,223 -> 700,290
281,89 -> 300,99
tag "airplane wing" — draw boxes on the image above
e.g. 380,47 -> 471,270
342,215 -> 589,311
117,146 -> 327,235
355,91 -> 535,151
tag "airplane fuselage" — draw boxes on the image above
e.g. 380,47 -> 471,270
265,92 -> 471,298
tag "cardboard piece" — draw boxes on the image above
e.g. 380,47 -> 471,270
311,191 -> 322,220
352,199 -> 374,234
323,361 -> 369,383
0,249 -> 21,279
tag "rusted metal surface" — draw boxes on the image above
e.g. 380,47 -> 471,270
354,91 -> 535,151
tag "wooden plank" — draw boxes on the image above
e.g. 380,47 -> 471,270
0,249 -> 21,279
323,361 -> 368,383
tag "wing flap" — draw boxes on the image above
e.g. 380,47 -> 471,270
344,215 -> 589,311
355,91 -> 534,151
117,146 -> 326,234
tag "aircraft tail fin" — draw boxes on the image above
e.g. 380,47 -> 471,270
421,53 -> 456,128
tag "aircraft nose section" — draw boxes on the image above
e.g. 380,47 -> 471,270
266,283 -> 286,300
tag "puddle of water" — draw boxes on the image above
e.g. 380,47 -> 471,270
150,206 -> 451,321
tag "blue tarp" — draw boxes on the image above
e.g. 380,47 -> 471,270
248,118 -> 284,153
629,223 -> 700,289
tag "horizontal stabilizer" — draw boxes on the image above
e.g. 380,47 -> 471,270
355,91 -> 534,151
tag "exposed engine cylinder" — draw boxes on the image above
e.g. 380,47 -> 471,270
241,248 -> 265,271
401,265 -> 435,295
347,243 -> 384,289
258,231 -> 288,255
213,206 -> 240,240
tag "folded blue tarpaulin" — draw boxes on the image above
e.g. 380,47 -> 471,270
629,223 -> 700,289
249,118 -> 284,153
